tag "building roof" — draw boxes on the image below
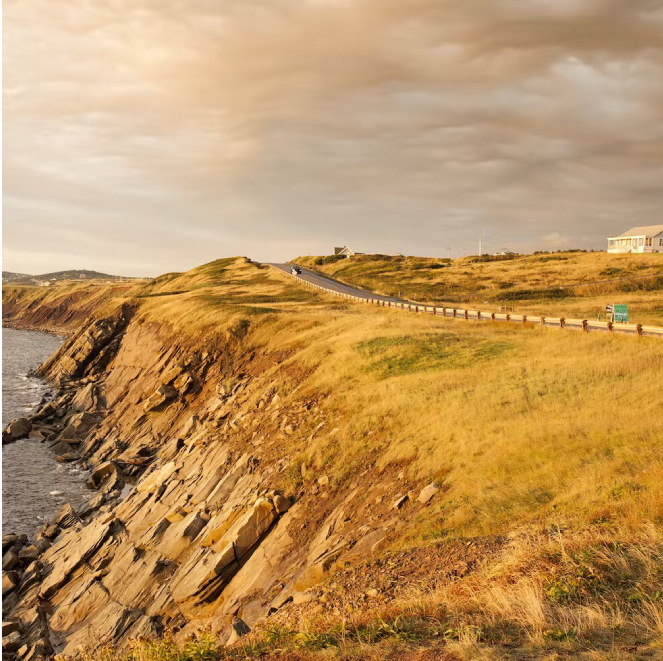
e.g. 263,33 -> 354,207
611,224 -> 663,238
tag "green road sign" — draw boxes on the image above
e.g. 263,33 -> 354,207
613,304 -> 628,323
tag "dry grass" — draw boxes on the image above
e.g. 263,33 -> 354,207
78,528 -> 663,660
27,257 -> 662,661
6,257 -> 663,537
294,251 -> 663,326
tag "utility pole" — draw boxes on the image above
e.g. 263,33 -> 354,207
446,247 -> 451,259
479,232 -> 483,256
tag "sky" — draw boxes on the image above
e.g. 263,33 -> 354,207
3,0 -> 663,277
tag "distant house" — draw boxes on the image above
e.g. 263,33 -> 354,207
607,225 -> 663,254
334,246 -> 364,258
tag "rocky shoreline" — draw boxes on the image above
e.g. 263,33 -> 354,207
2,320 -> 72,338
1,295 -> 449,660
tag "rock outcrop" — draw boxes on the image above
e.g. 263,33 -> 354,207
1,300 -> 440,658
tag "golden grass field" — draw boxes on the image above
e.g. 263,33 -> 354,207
294,251 -> 663,326
4,256 -> 663,659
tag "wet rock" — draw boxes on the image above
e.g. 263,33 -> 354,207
2,418 -> 32,444
2,551 -> 19,571
50,441 -> 76,455
2,534 -> 18,552
418,483 -> 440,504
56,453 -> 79,463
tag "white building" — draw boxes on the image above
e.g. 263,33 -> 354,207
607,225 -> 663,254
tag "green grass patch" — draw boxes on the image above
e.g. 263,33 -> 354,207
355,333 -> 513,378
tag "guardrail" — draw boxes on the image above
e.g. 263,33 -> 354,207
275,267 -> 663,339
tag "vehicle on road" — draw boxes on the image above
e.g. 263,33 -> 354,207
291,265 -> 302,275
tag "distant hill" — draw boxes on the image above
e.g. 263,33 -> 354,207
2,271 -> 32,284
2,269 -> 133,285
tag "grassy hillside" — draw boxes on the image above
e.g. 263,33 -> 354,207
294,251 -> 663,326
5,257 -> 663,534
5,257 -> 663,659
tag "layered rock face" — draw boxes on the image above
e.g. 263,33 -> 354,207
2,309 -> 428,658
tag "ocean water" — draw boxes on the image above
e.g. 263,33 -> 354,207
2,327 -> 88,537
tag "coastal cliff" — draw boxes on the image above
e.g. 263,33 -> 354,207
3,257 -> 662,660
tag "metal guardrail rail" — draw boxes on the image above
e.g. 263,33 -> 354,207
274,266 -> 663,339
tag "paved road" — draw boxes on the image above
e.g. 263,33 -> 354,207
268,263 -> 405,303
267,263 -> 663,339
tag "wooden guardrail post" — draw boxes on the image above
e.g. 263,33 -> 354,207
637,324 -> 643,336
582,320 -> 588,332
491,313 -> 496,321
506,314 -> 510,322
433,307 -> 436,315
523,315 -> 527,324
560,318 -> 565,328
607,321 -> 613,333
464,310 -> 469,320
540,316 -> 545,326
453,309 -> 457,318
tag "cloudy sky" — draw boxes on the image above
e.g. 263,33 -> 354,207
3,0 -> 663,276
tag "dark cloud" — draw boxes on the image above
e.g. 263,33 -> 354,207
3,0 -> 663,274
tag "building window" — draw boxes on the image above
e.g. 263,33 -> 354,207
639,238 -> 644,246
646,237 -> 652,246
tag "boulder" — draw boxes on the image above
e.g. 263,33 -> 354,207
56,453 -> 79,463
2,621 -> 20,636
28,429 -> 46,442
18,546 -> 40,564
53,503 -> 80,530
79,494 -> 106,518
58,412 -> 98,441
2,418 -> 32,444
2,571 -> 19,596
143,384 -> 178,412
418,483 -> 440,504
50,441 -> 77,455
2,630 -> 21,652
2,551 -> 19,571
86,461 -> 121,490
2,534 -> 19,552
392,494 -> 409,510
38,523 -> 59,540
272,495 -> 291,514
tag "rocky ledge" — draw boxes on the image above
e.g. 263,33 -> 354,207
2,309 -> 447,659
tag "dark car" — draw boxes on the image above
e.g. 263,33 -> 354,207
291,266 -> 302,275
